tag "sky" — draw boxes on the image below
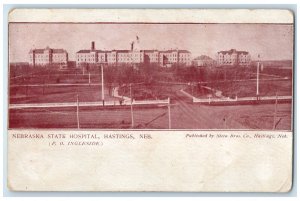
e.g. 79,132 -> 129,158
9,23 -> 293,62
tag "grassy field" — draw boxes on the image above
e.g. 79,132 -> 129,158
9,103 -> 292,130
185,79 -> 292,99
10,85 -> 118,104
9,64 -> 293,130
11,73 -> 103,85
219,79 -> 292,98
118,83 -> 185,100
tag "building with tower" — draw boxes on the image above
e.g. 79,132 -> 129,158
75,40 -> 191,68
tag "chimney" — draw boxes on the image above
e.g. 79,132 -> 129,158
131,41 -> 134,51
91,41 -> 95,50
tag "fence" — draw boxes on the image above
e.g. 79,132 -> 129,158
9,98 -> 170,109
192,95 -> 292,104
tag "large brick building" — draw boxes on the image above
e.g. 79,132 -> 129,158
158,50 -> 191,67
217,49 -> 251,66
76,41 -> 191,68
29,47 -> 68,67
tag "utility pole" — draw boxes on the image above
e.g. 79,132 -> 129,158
168,97 -> 171,129
273,92 -> 278,130
76,94 -> 80,129
256,54 -> 260,100
89,72 -> 91,85
223,116 -> 227,129
130,83 -> 134,128
25,84 -> 28,97
101,65 -> 105,105
42,80 -> 45,95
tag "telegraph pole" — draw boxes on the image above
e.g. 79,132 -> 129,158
89,72 -> 91,85
42,80 -> 45,95
256,61 -> 259,96
223,116 -> 227,129
256,54 -> 260,100
101,64 -> 105,105
273,92 -> 278,130
76,94 -> 80,129
168,97 -> 171,129
130,83 -> 134,128
25,83 -> 28,97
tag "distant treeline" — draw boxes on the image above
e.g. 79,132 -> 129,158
251,60 -> 293,68
9,60 -> 292,85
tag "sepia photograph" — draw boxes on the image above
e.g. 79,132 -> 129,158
6,8 -> 295,193
9,23 -> 293,130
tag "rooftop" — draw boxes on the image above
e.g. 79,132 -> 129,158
194,55 -> 214,60
159,49 -> 191,53
218,49 -> 249,54
178,50 -> 191,53
77,49 -> 108,53
29,48 -> 67,54
76,49 -> 191,54
143,50 -> 159,53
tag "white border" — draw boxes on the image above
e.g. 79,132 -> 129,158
9,9 -> 293,23
1,1 -> 299,201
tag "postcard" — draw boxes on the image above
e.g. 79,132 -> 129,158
7,9 -> 294,192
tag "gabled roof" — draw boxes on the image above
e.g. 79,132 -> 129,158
77,50 -> 91,53
194,55 -> 213,60
178,50 -> 191,53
